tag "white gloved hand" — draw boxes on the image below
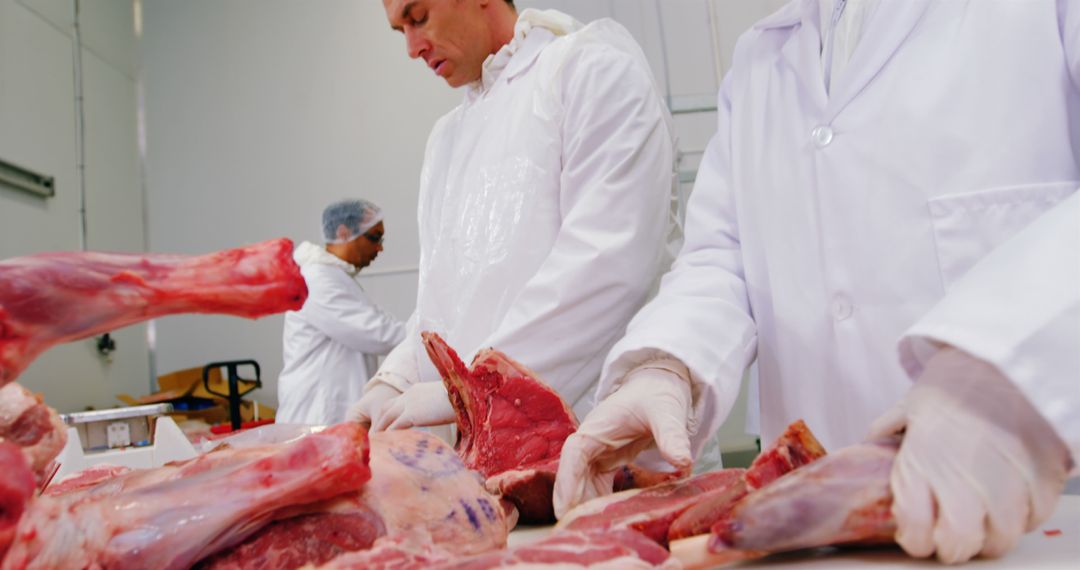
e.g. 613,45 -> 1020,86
553,366 -> 693,520
868,347 -> 1072,564
346,383 -> 401,427
371,381 -> 456,432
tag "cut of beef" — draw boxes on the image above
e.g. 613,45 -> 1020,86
422,332 -> 577,523
0,442 -> 34,560
318,529 -> 678,569
0,238 -> 307,386
196,429 -> 510,570
1,424 -> 370,570
668,439 -> 898,569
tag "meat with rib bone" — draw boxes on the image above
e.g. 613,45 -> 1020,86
557,419 -> 827,547
318,528 -> 678,569
198,429 -> 509,569
1,423 -> 370,570
422,331 -> 577,523
0,383 -> 66,484
0,238 -> 307,386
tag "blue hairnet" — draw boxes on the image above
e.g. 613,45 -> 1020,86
322,199 -> 384,243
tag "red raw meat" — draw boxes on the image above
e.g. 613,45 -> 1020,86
1,423 -> 370,570
0,238 -> 307,386
422,332 -> 577,523
0,442 -> 35,560
195,429 -> 510,570
0,383 -> 66,484
667,419 -> 827,540
42,464 -> 133,497
319,529 -> 678,569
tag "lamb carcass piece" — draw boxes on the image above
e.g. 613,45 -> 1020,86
1,423 -> 370,570
0,383 -> 66,484
0,442 -> 35,560
422,332 -> 680,524
0,238 -> 307,386
557,419 -> 827,547
669,439 -> 899,569
318,528 -> 678,569
198,429 -> 510,569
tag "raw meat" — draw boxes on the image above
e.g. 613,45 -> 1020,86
558,419 -> 827,546
42,464 -> 133,497
319,528 -> 678,569
1,423 -> 370,570
667,438 -> 898,569
0,383 -> 66,483
667,419 -> 826,540
423,332 -> 577,523
199,430 -> 510,569
558,469 -> 746,547
0,238 -> 307,386
0,442 -> 34,560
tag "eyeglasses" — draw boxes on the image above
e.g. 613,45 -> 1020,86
363,232 -> 384,245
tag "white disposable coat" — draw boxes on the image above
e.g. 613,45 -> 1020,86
278,242 -> 405,425
374,10 -> 675,417
600,0 -> 1080,455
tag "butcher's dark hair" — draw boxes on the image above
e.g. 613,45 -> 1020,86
505,1 -> 515,6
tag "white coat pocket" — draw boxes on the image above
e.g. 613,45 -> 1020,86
928,181 -> 1077,290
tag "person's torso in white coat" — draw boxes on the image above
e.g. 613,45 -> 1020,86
602,0 -> 1080,453
278,242 -> 405,425
378,10 -> 675,418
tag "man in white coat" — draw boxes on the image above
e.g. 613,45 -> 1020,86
277,199 -> 405,425
347,0 -> 674,430
555,0 -> 1079,564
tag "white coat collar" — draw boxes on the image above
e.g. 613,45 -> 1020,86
293,240 -> 360,277
468,9 -> 582,99
768,0 -> 932,121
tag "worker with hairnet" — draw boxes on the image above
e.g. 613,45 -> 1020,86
277,199 -> 405,425
346,1 -> 675,431
555,0 -> 1079,564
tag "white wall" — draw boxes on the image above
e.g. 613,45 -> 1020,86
0,0 -> 147,413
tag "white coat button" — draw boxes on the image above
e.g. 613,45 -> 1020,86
832,295 -> 854,321
811,125 -> 834,148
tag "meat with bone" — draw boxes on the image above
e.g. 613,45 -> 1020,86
1,423 -> 370,570
0,442 -> 35,560
0,383 -> 66,484
422,332 -> 679,524
0,238 -> 307,386
668,438 -> 898,569
557,419 -> 827,546
319,528 -> 678,570
199,429 -> 509,569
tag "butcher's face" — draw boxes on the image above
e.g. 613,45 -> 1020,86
384,0 -> 492,87
346,221 -> 384,269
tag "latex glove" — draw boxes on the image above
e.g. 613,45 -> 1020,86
553,366 -> 693,520
372,381 -> 456,432
346,383 -> 401,427
868,347 -> 1072,564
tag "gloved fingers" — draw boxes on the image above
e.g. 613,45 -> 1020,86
930,477 -> 986,564
346,403 -> 372,426
866,401 -> 908,440
371,396 -> 404,432
980,473 -> 1027,559
554,433 -> 614,520
645,406 -> 692,470
891,454 -> 937,559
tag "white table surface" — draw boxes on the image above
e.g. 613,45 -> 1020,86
507,495 -> 1080,568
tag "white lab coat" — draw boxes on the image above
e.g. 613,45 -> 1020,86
374,10 -> 675,418
278,242 -> 405,425
600,0 -> 1080,456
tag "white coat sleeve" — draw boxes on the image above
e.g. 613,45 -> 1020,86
298,266 -> 406,355
900,191 -> 1080,470
596,69 -> 757,458
367,312 -> 421,393
476,43 -> 674,406
1060,0 -> 1080,86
